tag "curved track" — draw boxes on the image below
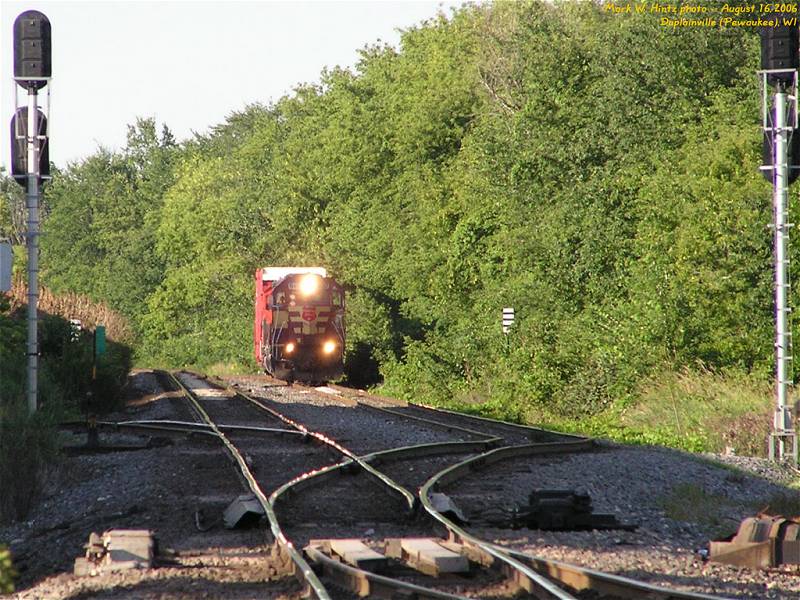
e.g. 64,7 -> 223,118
154,371 -> 731,600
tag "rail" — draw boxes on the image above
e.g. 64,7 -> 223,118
167,372 -> 333,600
419,442 -> 732,600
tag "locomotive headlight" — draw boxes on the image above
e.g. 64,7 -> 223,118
299,274 -> 321,297
322,340 -> 337,355
285,342 -> 296,354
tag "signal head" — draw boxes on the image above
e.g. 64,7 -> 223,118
13,10 -> 52,89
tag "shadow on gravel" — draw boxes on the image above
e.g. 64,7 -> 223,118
616,567 -> 781,600
60,573 -> 303,599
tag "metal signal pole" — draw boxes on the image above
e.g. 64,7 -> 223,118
767,84 -> 798,462
25,91 -> 40,416
760,21 -> 800,463
11,10 -> 51,415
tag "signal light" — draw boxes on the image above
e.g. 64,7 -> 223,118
761,22 -> 799,84
13,10 -> 51,89
10,107 -> 49,186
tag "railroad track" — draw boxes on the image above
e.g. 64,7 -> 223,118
138,370 -> 731,600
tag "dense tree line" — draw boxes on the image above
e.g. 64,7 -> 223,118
2,2 -> 778,422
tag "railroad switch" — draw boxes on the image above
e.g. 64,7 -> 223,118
429,492 -> 468,525
480,489 -> 637,532
708,515 -> 800,568
265,542 -> 296,579
308,537 -> 470,578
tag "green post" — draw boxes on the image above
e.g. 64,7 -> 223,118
88,325 -> 105,448
94,325 -> 106,358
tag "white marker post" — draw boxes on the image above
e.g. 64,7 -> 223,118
502,307 -> 515,334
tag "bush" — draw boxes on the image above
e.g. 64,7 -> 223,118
0,408 -> 59,523
0,294 -> 132,523
0,545 -> 14,593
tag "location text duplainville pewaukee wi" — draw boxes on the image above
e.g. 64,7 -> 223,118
660,16 -> 795,27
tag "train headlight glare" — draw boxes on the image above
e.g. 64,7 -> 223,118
299,274 -> 321,296
285,342 -> 296,354
323,340 -> 336,355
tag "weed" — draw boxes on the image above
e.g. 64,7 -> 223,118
0,546 -> 14,593
658,482 -> 735,536
0,292 -> 130,523
205,362 -> 252,377
757,491 -> 800,517
0,407 -> 59,523
621,367 -> 772,456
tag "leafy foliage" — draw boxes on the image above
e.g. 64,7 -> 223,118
0,545 -> 13,593
41,118 -> 178,326
28,3 -> 780,441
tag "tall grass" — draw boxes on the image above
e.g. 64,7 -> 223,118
620,367 -> 772,455
0,407 -> 60,523
456,366 -> 775,456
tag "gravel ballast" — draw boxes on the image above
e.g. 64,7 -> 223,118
2,371 -> 800,599
449,444 -> 800,599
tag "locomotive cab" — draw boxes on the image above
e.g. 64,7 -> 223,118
255,267 -> 345,382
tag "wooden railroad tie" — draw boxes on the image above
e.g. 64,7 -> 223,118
309,537 -> 470,577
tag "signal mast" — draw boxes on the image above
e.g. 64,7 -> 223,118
761,21 -> 799,462
10,10 -> 51,415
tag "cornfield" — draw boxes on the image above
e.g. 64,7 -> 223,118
7,275 -> 133,343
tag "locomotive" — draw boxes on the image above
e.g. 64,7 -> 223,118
254,267 -> 345,382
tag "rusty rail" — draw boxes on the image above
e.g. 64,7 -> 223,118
330,382 -> 582,442
356,402 -> 498,440
419,442 -> 732,600
173,373 -> 728,599
237,390 -> 418,513
61,419 -> 303,438
168,372 -> 333,600
268,438 -> 578,598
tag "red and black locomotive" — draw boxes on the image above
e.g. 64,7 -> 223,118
254,267 -> 345,382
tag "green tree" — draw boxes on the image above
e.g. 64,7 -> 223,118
41,118 -> 178,328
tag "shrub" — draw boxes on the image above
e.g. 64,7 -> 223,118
0,407 -> 59,523
0,545 -> 14,593
0,293 -> 131,523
